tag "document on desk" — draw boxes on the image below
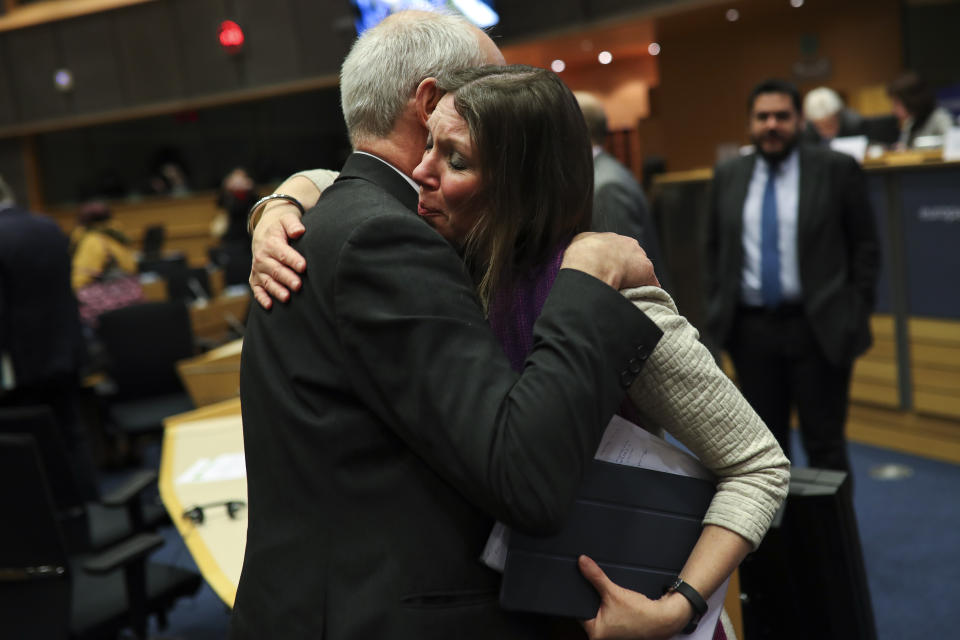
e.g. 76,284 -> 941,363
482,415 -> 726,640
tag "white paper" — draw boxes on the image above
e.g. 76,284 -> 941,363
830,135 -> 868,163
481,416 -> 726,639
176,452 -> 246,484
944,127 -> 960,162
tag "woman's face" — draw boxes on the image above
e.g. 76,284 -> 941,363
412,93 -> 483,245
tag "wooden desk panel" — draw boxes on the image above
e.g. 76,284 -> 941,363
160,398 -> 245,607
189,293 -> 250,344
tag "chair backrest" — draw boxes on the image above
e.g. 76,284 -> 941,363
97,301 -> 196,398
138,255 -> 210,302
0,406 -> 92,551
141,225 -> 166,262
0,434 -> 72,639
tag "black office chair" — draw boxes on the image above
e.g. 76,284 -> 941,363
138,256 -> 211,302
0,434 -> 201,639
209,244 -> 252,288
0,406 -> 168,554
95,301 -> 196,447
141,226 -> 166,263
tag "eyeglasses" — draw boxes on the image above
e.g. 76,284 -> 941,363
182,500 -> 246,525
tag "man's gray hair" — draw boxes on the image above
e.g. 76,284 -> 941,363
340,11 -> 487,146
803,87 -> 844,121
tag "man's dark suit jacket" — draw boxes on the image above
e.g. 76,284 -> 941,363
703,145 -> 880,367
0,206 -> 84,388
231,153 -> 662,639
592,151 -> 670,290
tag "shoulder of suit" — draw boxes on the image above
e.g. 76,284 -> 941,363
801,143 -> 860,171
714,153 -> 751,176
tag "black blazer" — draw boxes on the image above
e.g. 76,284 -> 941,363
592,151 -> 670,291
704,145 -> 880,366
0,207 -> 84,388
231,153 -> 663,639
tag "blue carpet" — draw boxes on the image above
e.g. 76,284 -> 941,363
810,438 -> 960,640
127,435 -> 959,639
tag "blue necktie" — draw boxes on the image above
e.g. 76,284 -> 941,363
760,166 -> 782,307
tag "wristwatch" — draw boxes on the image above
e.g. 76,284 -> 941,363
665,576 -> 708,634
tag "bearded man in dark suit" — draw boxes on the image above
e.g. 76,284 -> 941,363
704,79 -> 879,475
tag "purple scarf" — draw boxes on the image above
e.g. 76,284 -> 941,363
487,248 -> 565,372
486,243 -> 645,434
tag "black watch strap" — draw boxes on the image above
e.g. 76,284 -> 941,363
665,576 -> 708,634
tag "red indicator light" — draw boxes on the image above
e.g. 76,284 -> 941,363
219,20 -> 245,51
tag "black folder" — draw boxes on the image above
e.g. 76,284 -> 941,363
499,459 -> 716,619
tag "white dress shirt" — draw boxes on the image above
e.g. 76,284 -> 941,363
740,149 -> 802,306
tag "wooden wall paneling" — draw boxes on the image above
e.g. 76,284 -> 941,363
0,34 -> 18,125
652,0 -> 904,171
846,403 -> 960,465
234,0 -> 300,87
56,13 -> 125,114
287,0 -> 355,77
169,0 -> 242,98
36,127 -> 90,204
850,315 -> 900,408
194,101 -> 258,186
114,0 -> 184,105
5,24 -> 69,121
909,317 -> 960,419
0,0 -> 156,33
0,137 -> 27,204
492,0 -> 586,42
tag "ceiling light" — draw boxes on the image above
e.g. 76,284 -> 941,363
53,69 -> 74,92
726,8 -> 739,21
598,51 -> 613,65
551,59 -> 566,73
648,42 -> 662,56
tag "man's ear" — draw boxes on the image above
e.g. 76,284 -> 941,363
414,78 -> 443,126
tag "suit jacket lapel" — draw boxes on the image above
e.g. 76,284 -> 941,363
336,152 -> 419,213
728,154 -> 755,241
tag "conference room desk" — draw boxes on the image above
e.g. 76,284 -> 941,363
188,289 -> 250,345
159,397 -> 246,607
176,338 -> 242,408
651,152 -> 960,449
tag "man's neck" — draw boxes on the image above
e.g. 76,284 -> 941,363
354,115 -> 427,179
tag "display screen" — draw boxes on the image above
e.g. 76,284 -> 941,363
350,0 -> 499,35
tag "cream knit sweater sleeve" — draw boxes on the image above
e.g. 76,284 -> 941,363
622,286 -> 790,549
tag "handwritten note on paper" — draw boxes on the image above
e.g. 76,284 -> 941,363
177,452 -> 246,484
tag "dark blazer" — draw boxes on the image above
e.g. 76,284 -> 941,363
704,145 -> 879,366
592,151 -> 670,290
231,153 -> 662,639
0,206 -> 84,388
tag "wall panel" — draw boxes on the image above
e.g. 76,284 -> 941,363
57,13 -> 125,114
114,0 -> 183,104
5,25 -> 68,121
169,0 -> 242,97
236,0 -> 300,86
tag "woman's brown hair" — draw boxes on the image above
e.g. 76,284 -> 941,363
436,65 -> 594,307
